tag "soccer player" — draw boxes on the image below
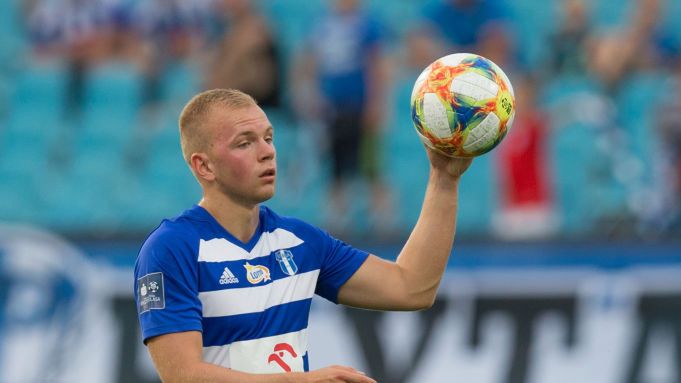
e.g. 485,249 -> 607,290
134,89 -> 472,382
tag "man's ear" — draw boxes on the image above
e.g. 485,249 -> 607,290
191,153 -> 215,182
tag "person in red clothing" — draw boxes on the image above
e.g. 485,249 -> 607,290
493,74 -> 558,239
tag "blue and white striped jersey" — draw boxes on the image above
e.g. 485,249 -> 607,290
134,205 -> 369,373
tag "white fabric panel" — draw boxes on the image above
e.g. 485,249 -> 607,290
203,330 -> 308,373
199,270 -> 320,317
198,229 -> 304,263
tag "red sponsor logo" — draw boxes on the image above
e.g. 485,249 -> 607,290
267,343 -> 298,372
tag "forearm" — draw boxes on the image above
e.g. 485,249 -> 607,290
395,169 -> 460,307
160,362 -> 304,383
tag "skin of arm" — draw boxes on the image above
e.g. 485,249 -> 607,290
338,149 -> 473,311
147,331 -> 376,383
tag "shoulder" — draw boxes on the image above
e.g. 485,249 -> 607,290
260,206 -> 330,242
138,212 -> 203,266
145,214 -> 200,247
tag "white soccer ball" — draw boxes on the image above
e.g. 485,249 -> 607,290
411,53 -> 515,157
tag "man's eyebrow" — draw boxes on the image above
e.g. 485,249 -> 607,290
232,126 -> 274,139
233,131 -> 255,138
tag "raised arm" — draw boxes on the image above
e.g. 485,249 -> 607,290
338,148 -> 472,310
147,331 -> 376,383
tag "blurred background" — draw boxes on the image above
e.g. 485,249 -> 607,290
1,0 -> 681,382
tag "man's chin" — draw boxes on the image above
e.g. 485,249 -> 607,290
256,186 -> 276,203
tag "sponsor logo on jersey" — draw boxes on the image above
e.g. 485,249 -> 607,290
275,249 -> 298,276
244,262 -> 271,284
137,272 -> 165,313
267,343 -> 298,372
219,266 -> 239,285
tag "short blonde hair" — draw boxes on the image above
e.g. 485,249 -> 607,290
178,88 -> 257,165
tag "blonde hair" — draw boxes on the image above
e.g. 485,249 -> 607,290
178,88 -> 257,165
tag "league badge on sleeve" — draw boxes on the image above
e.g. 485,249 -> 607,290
275,249 -> 298,276
137,272 -> 165,313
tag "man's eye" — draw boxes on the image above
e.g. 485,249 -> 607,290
237,142 -> 250,148
265,137 -> 273,144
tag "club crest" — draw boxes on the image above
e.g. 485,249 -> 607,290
275,249 -> 298,276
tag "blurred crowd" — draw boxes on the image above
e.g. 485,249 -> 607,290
1,0 -> 681,240
26,0 -> 281,110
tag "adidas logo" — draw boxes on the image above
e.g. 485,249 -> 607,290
219,267 -> 239,285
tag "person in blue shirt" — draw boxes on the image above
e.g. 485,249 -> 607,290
134,88 -> 472,382
422,0 -> 508,51
294,0 -> 390,230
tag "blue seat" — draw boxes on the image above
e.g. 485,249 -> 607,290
83,62 -> 144,110
0,164 -> 45,223
0,139 -> 51,223
145,136 -> 202,212
458,154 -> 495,235
80,62 -> 144,138
40,155 -> 130,231
9,61 -> 68,111
1,62 -> 68,167
74,62 -> 146,160
541,74 -> 599,109
614,73 -> 667,179
549,121 -> 606,234
160,61 -> 202,108
0,0 -> 27,69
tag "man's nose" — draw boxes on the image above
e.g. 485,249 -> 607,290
260,139 -> 275,160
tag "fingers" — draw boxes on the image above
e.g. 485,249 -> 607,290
348,372 -> 376,383
318,365 -> 377,383
339,369 -> 376,383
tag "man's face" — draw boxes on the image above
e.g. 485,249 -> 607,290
203,104 -> 277,205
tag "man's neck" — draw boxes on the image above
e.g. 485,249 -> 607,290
199,193 -> 260,244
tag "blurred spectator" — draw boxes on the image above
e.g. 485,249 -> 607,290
403,25 -> 447,77
134,0 -> 210,60
476,21 -> 516,72
132,0 -> 213,105
27,0 -> 141,115
422,0 -> 509,55
493,74 -> 558,240
4,0 -> 681,239
545,0 -> 592,77
588,0 -> 661,93
204,0 -> 281,108
294,0 -> 391,231
543,0 -> 661,98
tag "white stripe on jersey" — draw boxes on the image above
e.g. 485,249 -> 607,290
203,329 -> 308,373
198,229 -> 304,262
199,270 -> 320,317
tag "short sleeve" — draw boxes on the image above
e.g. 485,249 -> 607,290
134,225 -> 203,344
314,229 -> 369,303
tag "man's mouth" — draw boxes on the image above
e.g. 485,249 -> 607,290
260,169 -> 276,177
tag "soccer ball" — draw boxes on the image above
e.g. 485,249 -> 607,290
411,53 -> 515,157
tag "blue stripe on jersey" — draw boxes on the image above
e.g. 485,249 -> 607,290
202,299 -> 312,347
303,353 -> 309,372
198,248 -> 319,292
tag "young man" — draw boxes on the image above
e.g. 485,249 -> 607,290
134,89 -> 472,383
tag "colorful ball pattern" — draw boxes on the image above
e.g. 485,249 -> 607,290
411,53 -> 515,158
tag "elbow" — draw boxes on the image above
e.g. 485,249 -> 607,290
408,292 -> 437,311
420,295 -> 437,310
158,364 -> 201,383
